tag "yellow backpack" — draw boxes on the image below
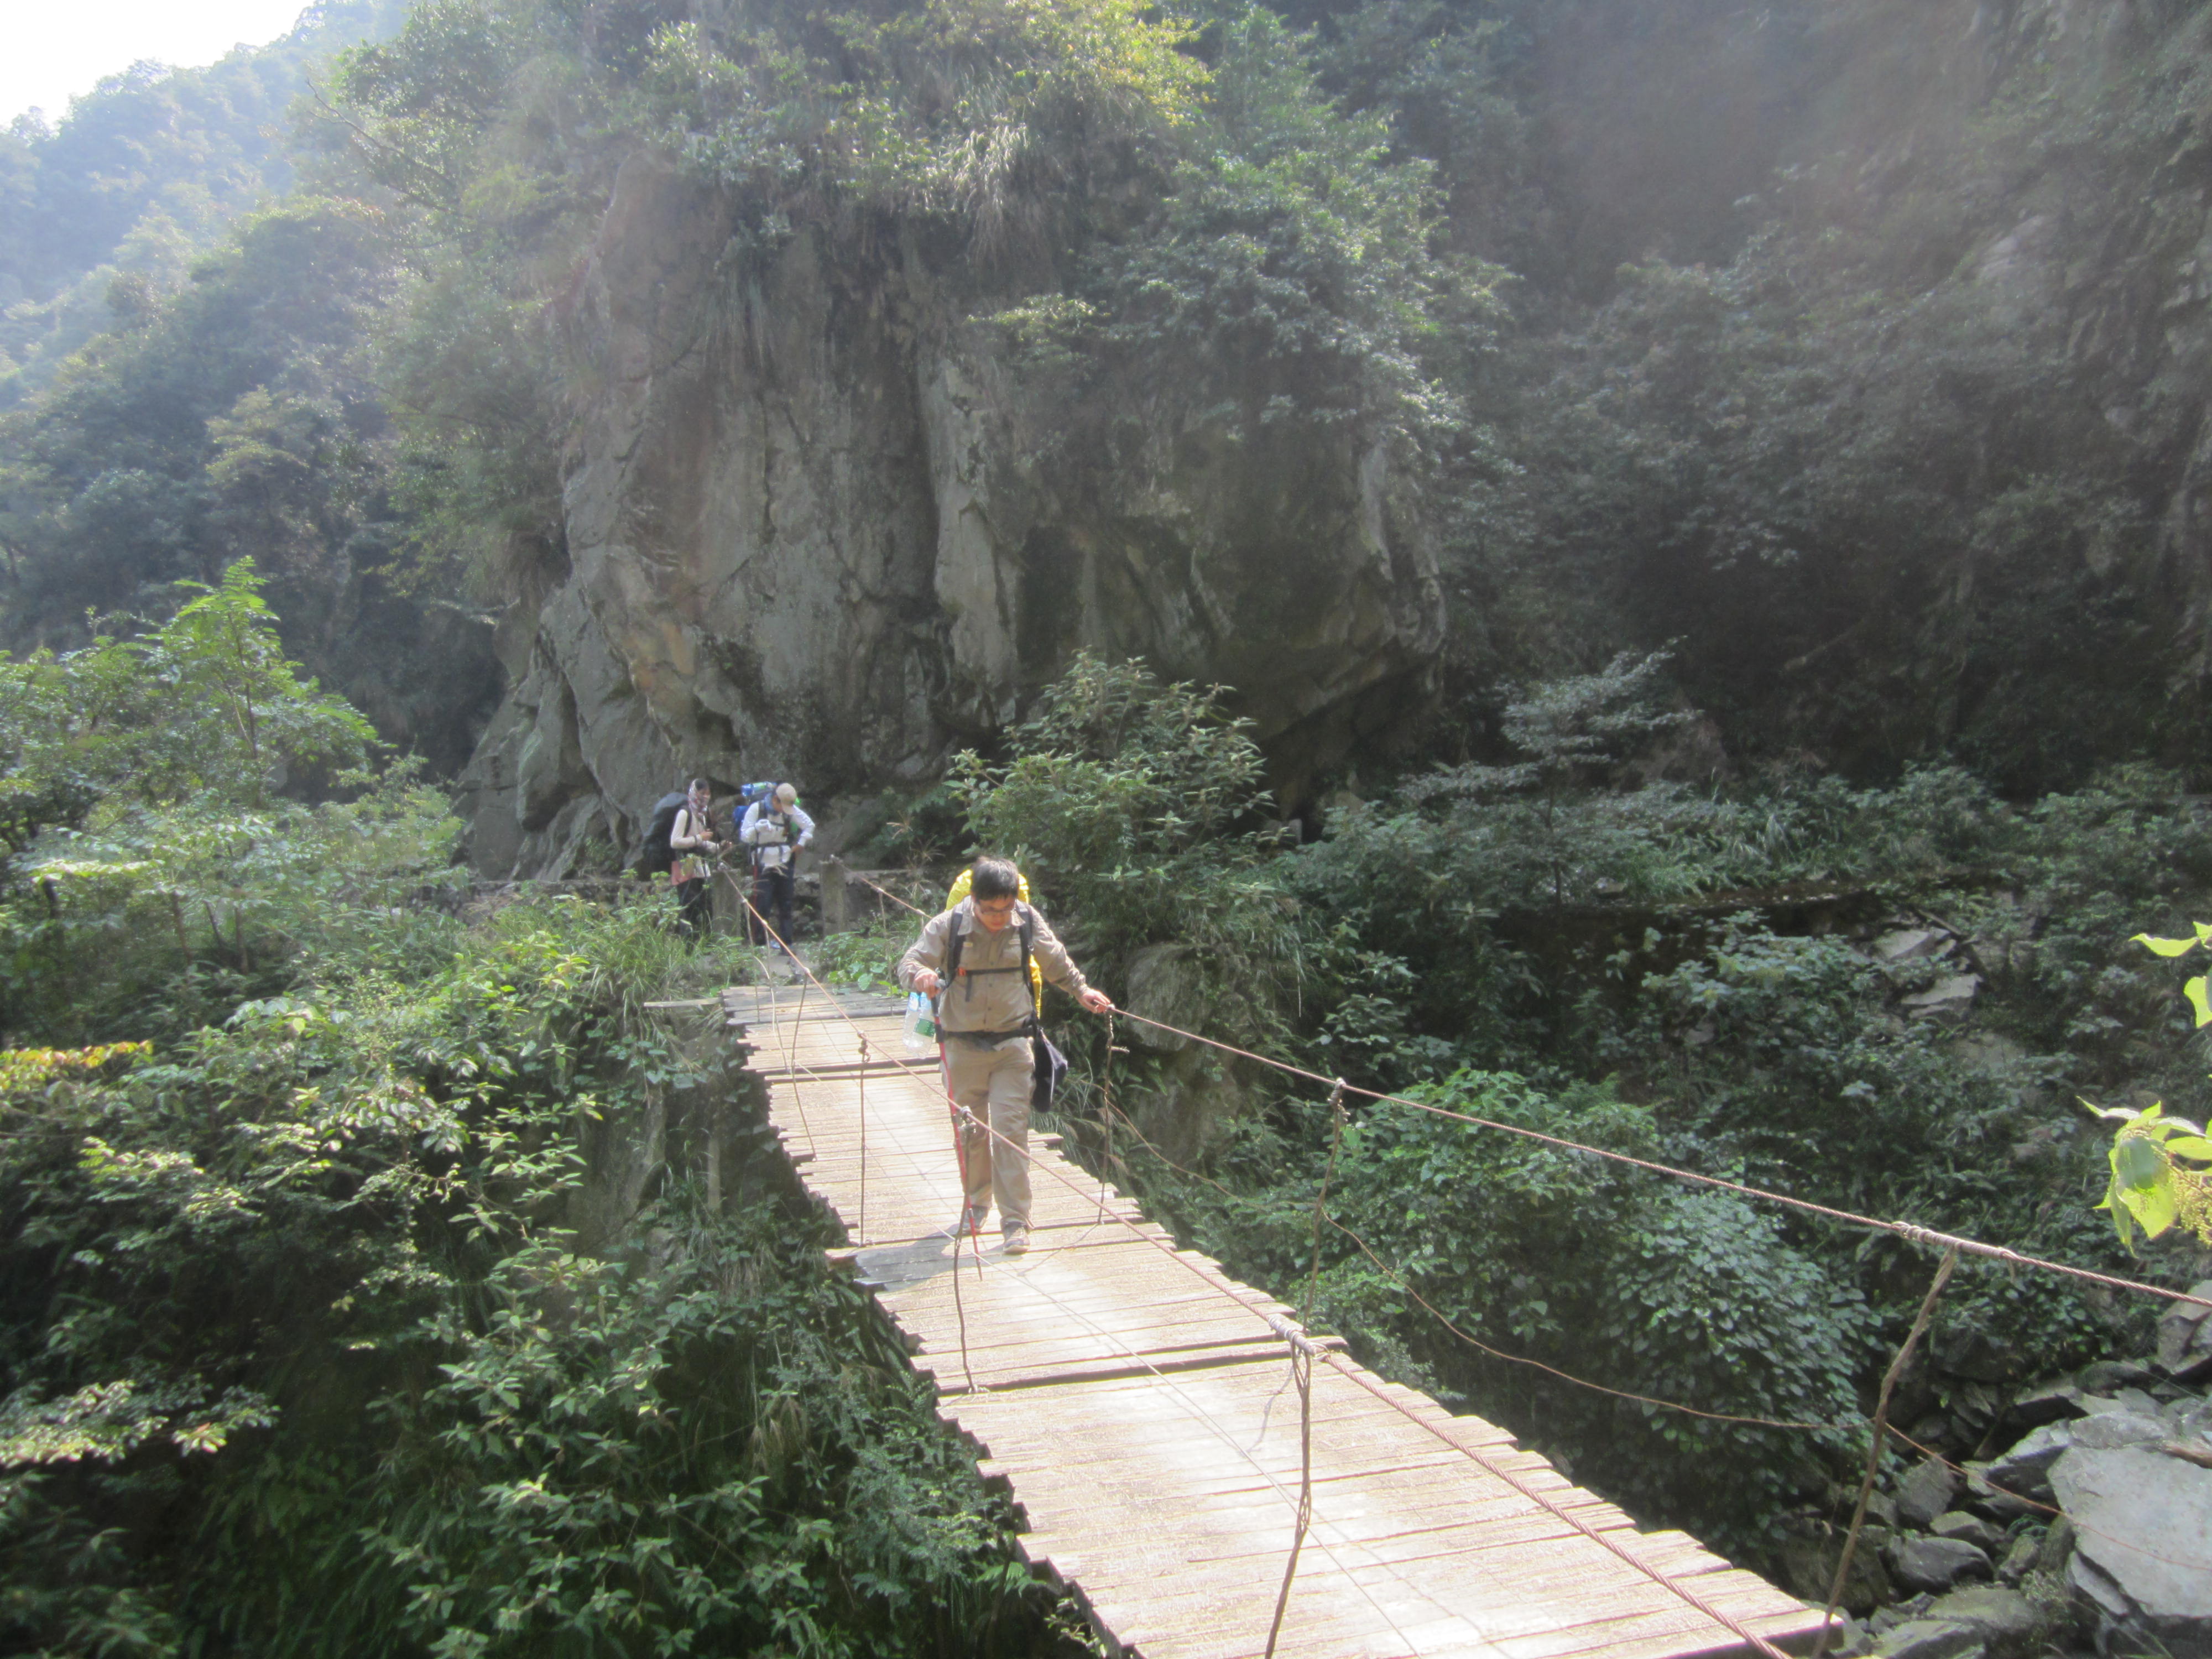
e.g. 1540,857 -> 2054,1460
946,867 -> 1045,1014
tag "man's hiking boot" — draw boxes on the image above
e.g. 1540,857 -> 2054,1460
942,1205 -> 985,1239
1001,1224 -> 1030,1256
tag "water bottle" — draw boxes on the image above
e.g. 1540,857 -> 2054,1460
903,991 -> 938,1053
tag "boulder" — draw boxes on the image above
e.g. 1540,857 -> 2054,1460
1875,1621 -> 1985,1659
1995,1535 -> 2039,1585
2051,1443 -> 2212,1659
1934,1326 -> 2023,1385
2068,1411 -> 2169,1452
1886,1536 -> 1994,1595
2157,1282 -> 2212,1384
1778,1525 -> 1894,1615
1981,1421 -> 2074,1500
2075,1359 -> 2158,1394
1929,1511 -> 2008,1554
1876,928 -> 1953,963
1961,1464 -> 2038,1524
1124,945 -> 1201,1053
2001,1379 -> 2085,1431
1902,975 -> 1982,1022
1920,1585 -> 2043,1659
1897,1457 -> 1963,1527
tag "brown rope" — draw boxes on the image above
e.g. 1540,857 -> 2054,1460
1262,1318 -> 1317,1659
1108,1007 -> 2212,1313
856,1034 -> 870,1246
1302,1080 -> 1347,1329
1816,1248 -> 1956,1659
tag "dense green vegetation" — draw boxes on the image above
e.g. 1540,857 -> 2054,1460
0,1 -> 410,406
0,584 -> 1095,1654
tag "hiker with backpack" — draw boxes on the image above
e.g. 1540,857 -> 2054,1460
738,783 -> 815,951
898,857 -> 1113,1255
665,779 -> 725,938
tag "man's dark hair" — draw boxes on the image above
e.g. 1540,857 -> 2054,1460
969,857 -> 1021,901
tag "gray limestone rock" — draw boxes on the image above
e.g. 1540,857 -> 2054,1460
1961,1464 -> 2038,1524
2075,1359 -> 2158,1394
1874,1621 -> 1985,1659
1920,1585 -> 2043,1658
2157,1282 -> 2212,1384
1897,1457 -> 1964,1528
458,155 -> 1446,875
1936,1327 -> 2023,1385
1929,1511 -> 2008,1554
2068,1411 -> 2169,1451
2051,1443 -> 2212,1659
1981,1421 -> 2075,1499
1902,975 -> 1982,1023
1875,928 -> 1953,963
1885,1537 -> 1994,1595
2001,1379 -> 2085,1431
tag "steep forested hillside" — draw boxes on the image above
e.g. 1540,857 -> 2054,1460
0,0 -> 410,406
8,0 -> 2211,803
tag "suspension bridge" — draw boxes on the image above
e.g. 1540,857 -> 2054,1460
723,979 -> 1832,1659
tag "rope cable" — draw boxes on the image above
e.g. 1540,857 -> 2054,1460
1816,1248 -> 1957,1659
1262,1324 -> 1316,1659
842,860 -> 2209,1311
1107,1007 -> 2212,1313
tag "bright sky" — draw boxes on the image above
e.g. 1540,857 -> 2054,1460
1,0 -> 311,126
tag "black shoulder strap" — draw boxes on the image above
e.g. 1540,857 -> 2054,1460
941,907 -> 1035,995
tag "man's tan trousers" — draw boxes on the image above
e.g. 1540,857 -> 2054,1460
943,1034 -> 1032,1231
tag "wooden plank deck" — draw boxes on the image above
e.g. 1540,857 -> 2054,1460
726,983 -> 1831,1659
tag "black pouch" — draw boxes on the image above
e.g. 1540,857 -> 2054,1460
1030,1031 -> 1068,1112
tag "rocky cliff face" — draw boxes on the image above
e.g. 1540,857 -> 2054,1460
459,155 -> 1443,876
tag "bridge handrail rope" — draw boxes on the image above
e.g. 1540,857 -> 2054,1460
840,864 -> 2209,1314
1105,1006 -> 2212,1314
1058,1038 -> 2212,1579
723,885 -> 1800,1659
1074,1101 -> 1861,1432
1050,1030 -> 2212,1580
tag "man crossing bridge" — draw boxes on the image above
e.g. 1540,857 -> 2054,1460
898,857 -> 1112,1255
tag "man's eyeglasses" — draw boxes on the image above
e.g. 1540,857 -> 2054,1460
975,900 -> 1017,919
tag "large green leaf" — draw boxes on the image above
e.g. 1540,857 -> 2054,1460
2114,1136 -> 2167,1190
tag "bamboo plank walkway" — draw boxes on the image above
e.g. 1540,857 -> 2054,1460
726,983 -> 1830,1659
